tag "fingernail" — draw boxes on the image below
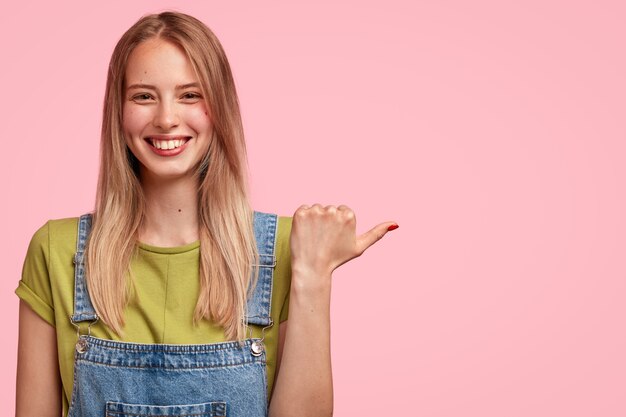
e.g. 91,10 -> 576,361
388,224 -> 399,231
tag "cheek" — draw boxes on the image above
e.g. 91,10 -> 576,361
122,106 -> 150,138
188,106 -> 213,133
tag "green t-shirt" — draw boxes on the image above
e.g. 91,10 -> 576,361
15,215 -> 292,416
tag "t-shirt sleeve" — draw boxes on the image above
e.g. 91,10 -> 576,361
15,221 -> 56,327
277,216 -> 292,323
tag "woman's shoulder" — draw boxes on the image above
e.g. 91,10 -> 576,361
26,215 -> 83,257
252,210 -> 292,239
46,215 -> 81,236
275,215 -> 292,257
275,215 -> 293,254
277,214 -> 292,230
18,215 -> 83,327
41,215 -> 80,237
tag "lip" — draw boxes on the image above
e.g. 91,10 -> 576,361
144,135 -> 192,157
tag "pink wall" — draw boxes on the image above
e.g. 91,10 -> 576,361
2,1 -> 625,415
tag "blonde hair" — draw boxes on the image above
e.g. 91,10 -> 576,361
85,11 -> 259,341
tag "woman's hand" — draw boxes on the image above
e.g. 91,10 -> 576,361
289,203 -> 398,283
272,203 -> 396,417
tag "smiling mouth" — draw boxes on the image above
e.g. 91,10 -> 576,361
144,136 -> 192,150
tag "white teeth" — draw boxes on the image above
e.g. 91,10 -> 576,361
149,138 -> 187,149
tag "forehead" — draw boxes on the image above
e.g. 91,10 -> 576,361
125,38 -> 197,86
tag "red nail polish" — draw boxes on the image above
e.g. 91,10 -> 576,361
388,224 -> 399,231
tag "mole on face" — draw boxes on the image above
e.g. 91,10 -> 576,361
178,209 -> 182,212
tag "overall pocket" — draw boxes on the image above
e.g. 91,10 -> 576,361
105,400 -> 227,417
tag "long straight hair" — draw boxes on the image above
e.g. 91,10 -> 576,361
85,11 -> 260,341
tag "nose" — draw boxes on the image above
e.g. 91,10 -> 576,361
153,100 -> 180,130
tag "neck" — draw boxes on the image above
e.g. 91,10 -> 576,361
138,171 -> 201,247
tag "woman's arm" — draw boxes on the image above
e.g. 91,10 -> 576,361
16,300 -> 62,417
268,204 -> 396,417
269,274 -> 333,417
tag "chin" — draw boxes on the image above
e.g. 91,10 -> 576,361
139,166 -> 195,182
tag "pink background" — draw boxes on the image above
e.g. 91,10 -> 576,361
2,1 -> 625,415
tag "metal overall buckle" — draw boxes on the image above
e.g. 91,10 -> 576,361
244,316 -> 274,357
70,315 -> 99,354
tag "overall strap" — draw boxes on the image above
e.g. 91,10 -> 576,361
245,211 -> 278,327
70,211 -> 278,327
71,213 -> 98,324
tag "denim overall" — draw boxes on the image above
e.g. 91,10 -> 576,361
67,211 -> 278,417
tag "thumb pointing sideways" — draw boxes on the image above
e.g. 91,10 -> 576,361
356,221 -> 399,255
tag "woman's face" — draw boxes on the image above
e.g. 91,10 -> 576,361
122,38 -> 212,182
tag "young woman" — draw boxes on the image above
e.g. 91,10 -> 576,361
15,11 -> 397,417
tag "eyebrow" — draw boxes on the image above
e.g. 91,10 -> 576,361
126,82 -> 201,90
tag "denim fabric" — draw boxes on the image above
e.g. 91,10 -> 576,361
67,211 -> 278,417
